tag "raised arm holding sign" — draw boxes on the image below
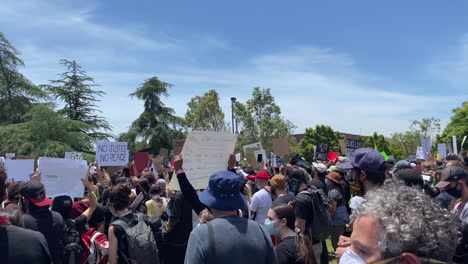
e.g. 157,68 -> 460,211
169,131 -> 237,190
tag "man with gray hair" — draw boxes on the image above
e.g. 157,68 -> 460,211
338,183 -> 459,264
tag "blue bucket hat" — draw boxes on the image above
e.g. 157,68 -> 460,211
339,148 -> 387,174
200,171 -> 247,211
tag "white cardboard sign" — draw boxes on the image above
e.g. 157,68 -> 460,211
169,131 -> 237,190
95,142 -> 129,166
65,152 -> 84,160
39,157 -> 87,198
4,159 -> 35,182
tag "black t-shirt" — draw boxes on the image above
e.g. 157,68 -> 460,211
276,236 -> 304,264
312,178 -> 327,195
23,209 -> 64,264
272,193 -> 295,207
0,224 -> 52,264
293,190 -> 320,244
167,191 -> 193,245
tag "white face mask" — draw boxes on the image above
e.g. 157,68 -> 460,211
340,248 -> 366,264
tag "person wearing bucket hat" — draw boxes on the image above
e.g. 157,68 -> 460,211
325,172 -> 350,252
185,171 -> 277,264
20,178 -> 65,264
250,170 -> 272,224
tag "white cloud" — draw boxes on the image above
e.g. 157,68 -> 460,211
426,33 -> 468,88
2,0 -> 464,138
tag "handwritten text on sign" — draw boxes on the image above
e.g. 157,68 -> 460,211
169,131 -> 237,190
96,142 -> 129,166
316,142 -> 330,161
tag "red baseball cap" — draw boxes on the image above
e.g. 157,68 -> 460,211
20,181 -> 52,207
247,175 -> 256,181
255,170 -> 270,180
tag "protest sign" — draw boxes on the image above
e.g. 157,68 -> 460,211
6,153 -> 16,160
380,151 -> 389,160
327,152 -> 339,162
338,139 -> 347,155
152,156 -> 164,172
0,157 -> 4,167
160,148 -> 169,157
235,153 -> 241,162
169,131 -> 237,190
4,159 -> 34,182
346,139 -> 363,158
447,142 -> 453,154
38,157 -> 87,198
462,136 -> 467,149
245,147 -> 262,166
254,149 -> 267,163
271,153 -> 277,168
96,142 -> 129,166
243,142 -> 262,155
133,152 -> 149,175
420,136 -> 432,160
437,143 -> 447,159
172,139 -> 186,155
65,152 -> 83,160
416,147 -> 425,160
272,138 -> 290,156
316,142 -> 330,161
453,136 -> 458,154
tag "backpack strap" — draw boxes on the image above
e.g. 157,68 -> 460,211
207,221 -> 216,264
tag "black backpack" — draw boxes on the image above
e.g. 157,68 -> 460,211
62,219 -> 83,264
295,186 -> 331,241
112,214 -> 159,264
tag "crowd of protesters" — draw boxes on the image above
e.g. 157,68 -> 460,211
1,147 -> 468,264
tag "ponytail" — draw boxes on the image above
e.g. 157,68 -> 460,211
295,233 -> 316,264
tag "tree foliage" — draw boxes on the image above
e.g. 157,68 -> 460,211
234,87 -> 295,151
0,32 -> 45,125
118,77 -> 185,154
0,104 -> 94,157
185,89 -> 225,131
438,101 -> 468,150
364,132 -> 390,154
300,125 -> 344,162
410,117 -> 440,141
44,59 -> 112,146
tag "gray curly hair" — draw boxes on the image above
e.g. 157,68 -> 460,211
352,183 -> 459,262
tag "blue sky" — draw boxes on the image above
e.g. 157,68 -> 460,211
1,0 -> 467,137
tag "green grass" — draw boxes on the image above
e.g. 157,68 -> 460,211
326,238 -> 338,264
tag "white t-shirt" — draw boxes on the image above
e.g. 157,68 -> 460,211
349,196 -> 365,211
250,188 -> 272,224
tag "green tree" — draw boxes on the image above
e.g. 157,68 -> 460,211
0,104 -> 95,157
438,101 -> 468,150
234,87 -> 295,151
0,32 -> 44,124
389,131 -> 419,158
118,77 -> 185,154
185,90 -> 226,131
44,59 -> 112,146
364,132 -> 390,154
300,125 -> 344,162
410,117 -> 440,141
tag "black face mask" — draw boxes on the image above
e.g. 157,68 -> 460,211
446,185 -> 462,198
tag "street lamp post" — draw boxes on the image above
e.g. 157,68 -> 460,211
231,97 -> 236,134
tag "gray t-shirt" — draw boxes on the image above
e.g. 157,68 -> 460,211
184,215 -> 278,264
